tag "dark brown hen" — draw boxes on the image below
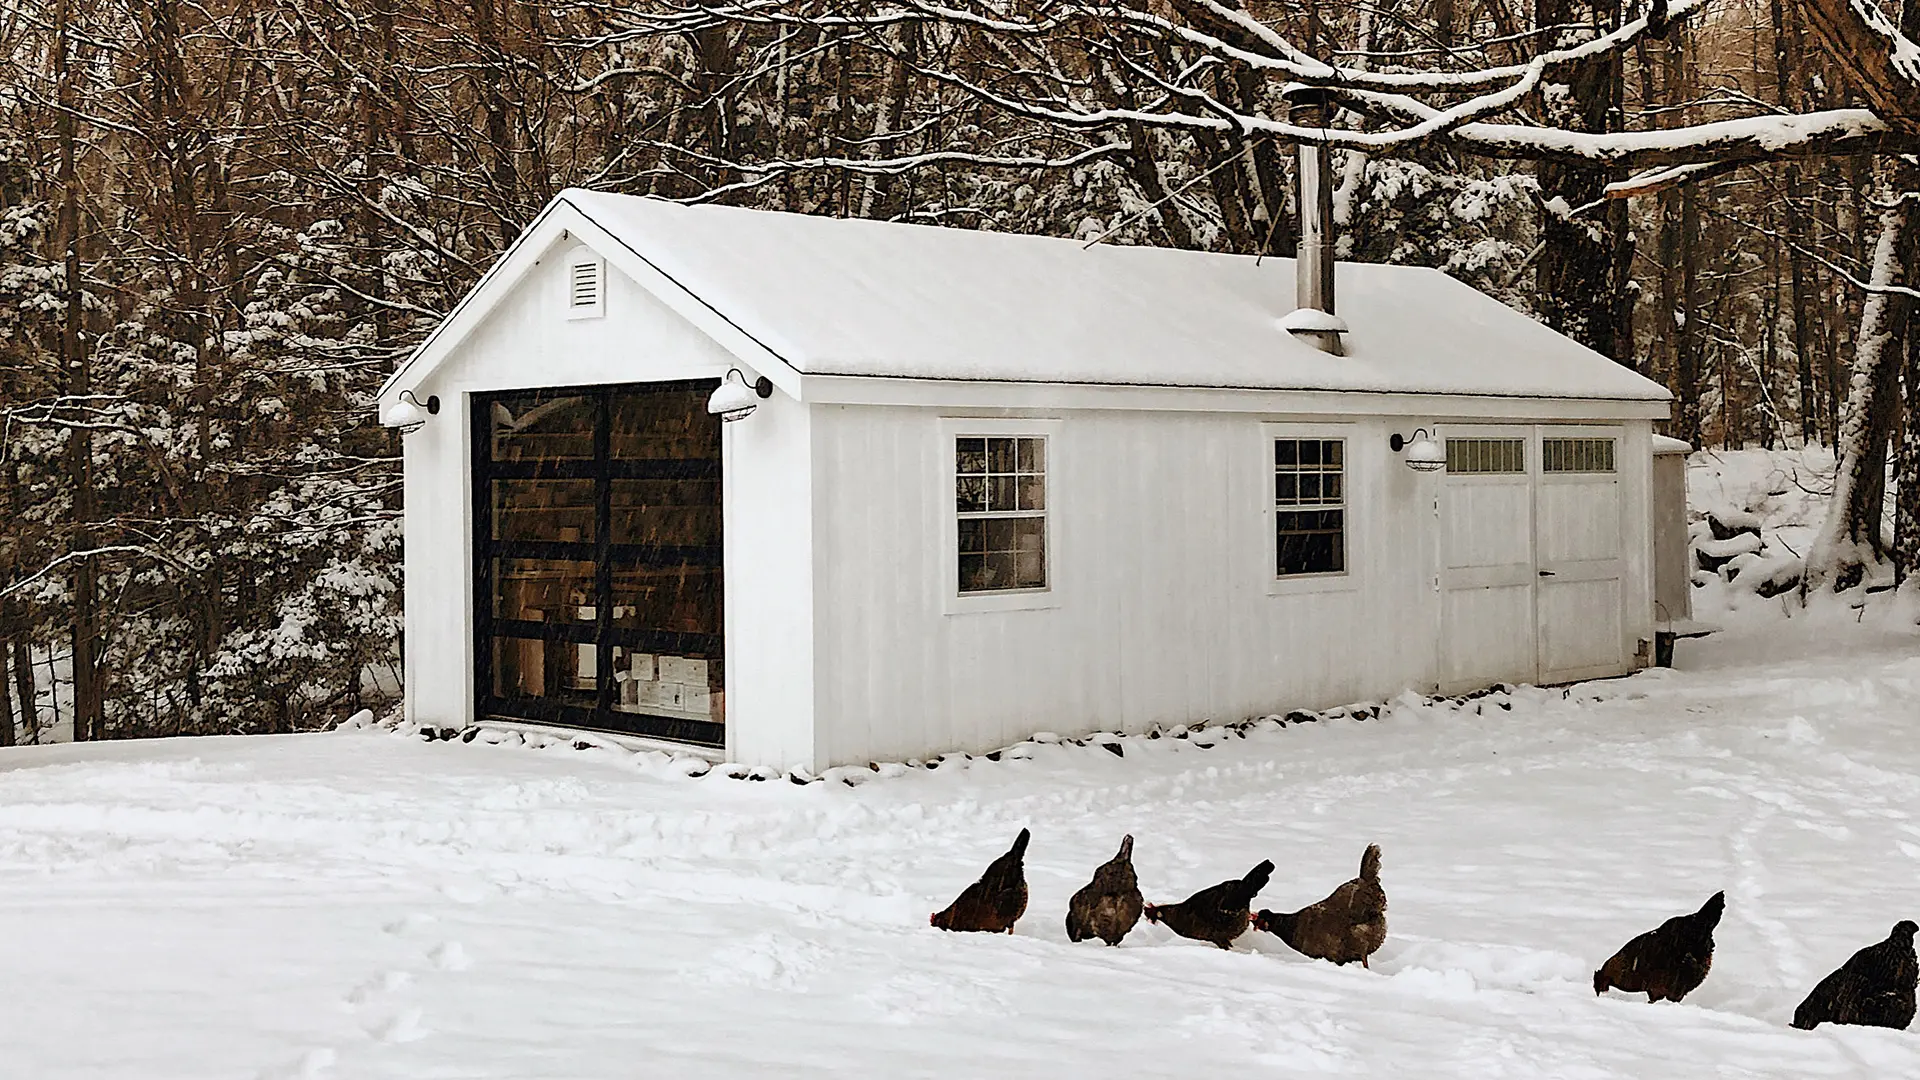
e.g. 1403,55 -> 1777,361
1252,844 -> 1388,968
1792,921 -> 1919,1030
1143,859 -> 1274,949
930,828 -> 1031,934
1592,891 -> 1725,1003
1066,835 -> 1143,946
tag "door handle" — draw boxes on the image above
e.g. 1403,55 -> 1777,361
1538,569 -> 1556,577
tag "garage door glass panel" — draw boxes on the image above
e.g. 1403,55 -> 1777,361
475,382 -> 724,748
491,557 -> 596,623
487,394 -> 595,462
492,480 -> 595,542
490,635 -> 597,708
611,479 -> 720,548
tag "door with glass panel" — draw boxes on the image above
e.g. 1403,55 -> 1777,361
473,381 -> 724,747
1534,427 -> 1626,683
1438,426 -> 1537,692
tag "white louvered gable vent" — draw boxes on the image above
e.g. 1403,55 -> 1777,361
564,250 -> 606,319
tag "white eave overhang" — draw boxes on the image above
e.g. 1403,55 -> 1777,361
792,373 -> 1670,421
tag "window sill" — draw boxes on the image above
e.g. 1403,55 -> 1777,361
943,588 -> 1060,615
1266,572 -> 1358,598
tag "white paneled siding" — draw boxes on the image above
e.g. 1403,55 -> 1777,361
808,407 -> 1654,770
815,409 -> 1408,766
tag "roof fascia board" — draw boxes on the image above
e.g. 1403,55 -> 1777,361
377,196 -> 803,407
795,375 -> 1669,420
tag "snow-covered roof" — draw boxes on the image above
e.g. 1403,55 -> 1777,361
1652,435 -> 1694,455
388,189 -> 1670,404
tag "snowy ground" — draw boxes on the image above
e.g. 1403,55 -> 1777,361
4,607 -> 1920,1078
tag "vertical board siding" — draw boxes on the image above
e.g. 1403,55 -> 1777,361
811,409 -> 1656,770
814,409 -> 1426,767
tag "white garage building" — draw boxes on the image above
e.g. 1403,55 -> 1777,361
377,186 -> 1670,772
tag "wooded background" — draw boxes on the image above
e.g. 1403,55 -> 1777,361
1,0 -> 1915,743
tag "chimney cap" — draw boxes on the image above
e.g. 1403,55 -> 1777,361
1280,307 -> 1349,335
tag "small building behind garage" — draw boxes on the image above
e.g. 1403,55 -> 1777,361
378,186 -> 1671,772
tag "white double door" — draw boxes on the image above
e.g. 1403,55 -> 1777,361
1439,425 -> 1626,692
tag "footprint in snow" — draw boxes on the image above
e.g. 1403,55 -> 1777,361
344,970 -> 413,1006
372,1006 -> 430,1044
383,913 -> 436,936
257,1047 -> 336,1080
429,942 -> 472,972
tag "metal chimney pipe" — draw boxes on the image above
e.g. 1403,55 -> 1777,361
1280,84 -> 1345,355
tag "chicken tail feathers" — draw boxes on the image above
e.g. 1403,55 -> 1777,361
1010,828 -> 1032,861
1360,844 -> 1382,883
1695,890 -> 1726,927
1116,834 -> 1134,863
1243,859 -> 1275,897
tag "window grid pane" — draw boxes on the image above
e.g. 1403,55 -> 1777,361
1446,438 -> 1526,474
1543,437 -> 1616,474
1274,438 -> 1346,576
957,435 -> 1048,594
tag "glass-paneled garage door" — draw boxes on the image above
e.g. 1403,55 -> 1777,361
471,381 -> 724,747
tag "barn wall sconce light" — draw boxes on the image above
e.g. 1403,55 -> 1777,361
383,389 -> 440,430
1389,427 -> 1446,472
707,368 -> 774,422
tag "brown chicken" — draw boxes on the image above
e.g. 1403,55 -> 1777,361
1592,891 -> 1725,1003
1143,859 -> 1274,949
1792,920 -> 1919,1030
1066,835 -> 1143,946
1252,844 -> 1388,968
930,828 -> 1030,933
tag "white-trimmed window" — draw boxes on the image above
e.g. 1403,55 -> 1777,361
1446,437 -> 1525,474
565,249 -> 606,320
955,435 -> 1048,593
1542,436 -> 1616,473
1274,437 -> 1346,577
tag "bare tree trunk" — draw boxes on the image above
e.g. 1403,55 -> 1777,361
1897,325 -> 1920,584
0,636 -> 14,748
1535,0 -> 1629,360
10,638 -> 32,744
1785,174 -> 1819,444
858,27 -> 916,219
1768,0 -> 1819,444
55,0 -> 98,743
471,0 -> 519,242
1806,189 -> 1912,592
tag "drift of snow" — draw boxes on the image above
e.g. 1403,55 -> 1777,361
5,603 -> 1920,1077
